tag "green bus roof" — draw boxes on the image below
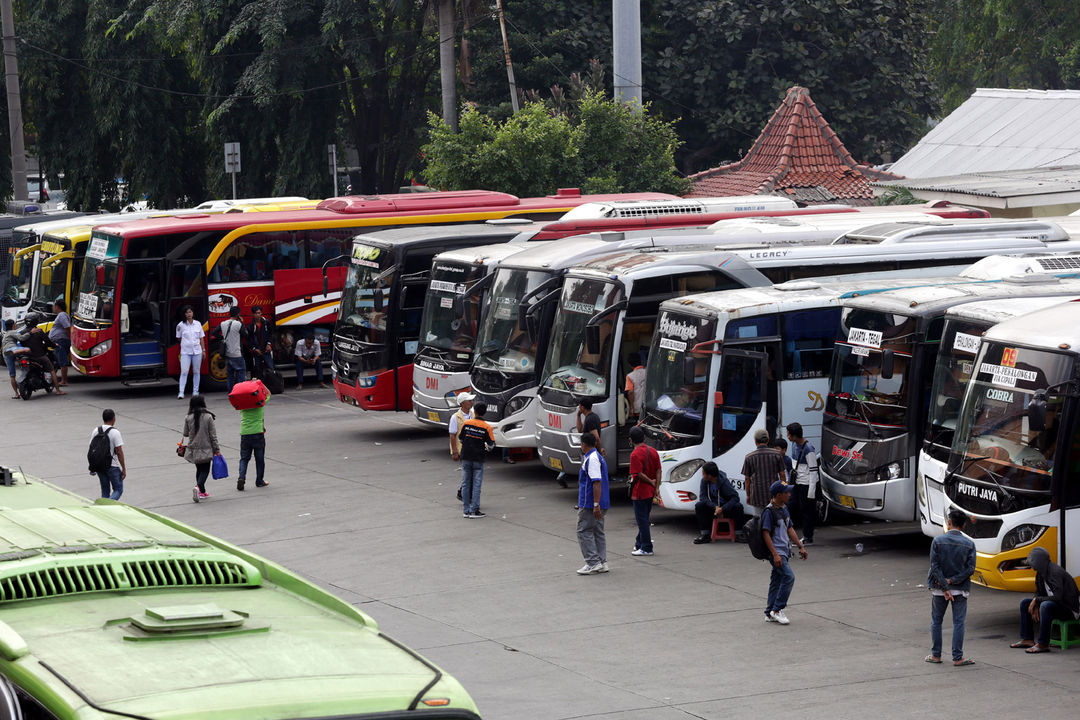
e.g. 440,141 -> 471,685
0,475 -> 479,719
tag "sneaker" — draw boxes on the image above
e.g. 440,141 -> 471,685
771,609 -> 790,625
596,562 -> 610,573
255,481 -> 270,487
576,564 -> 601,575
503,456 -> 516,464
192,487 -> 200,503
693,535 -> 712,544
296,384 -> 303,391
178,394 -> 185,400
237,478 -> 246,491
470,510 -> 486,519
463,512 -> 471,518
456,487 -> 463,501
199,492 -> 210,499
557,473 -> 568,489
631,548 -> 653,556
802,537 -> 814,546
765,610 -> 778,623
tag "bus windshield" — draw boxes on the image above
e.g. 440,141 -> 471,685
826,310 -> 916,428
924,319 -> 985,461
419,260 -> 486,358
472,267 -> 550,383
952,342 -> 1072,495
2,253 -> 32,306
337,241 -> 393,345
74,233 -> 123,324
642,311 -> 715,442
541,277 -> 623,401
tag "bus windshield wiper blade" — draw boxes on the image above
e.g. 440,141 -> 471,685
847,394 -> 883,439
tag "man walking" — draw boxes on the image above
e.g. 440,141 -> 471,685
741,429 -> 786,514
576,433 -> 610,575
248,306 -> 275,378
786,422 -> 819,545
693,461 -> 743,544
217,306 -> 247,391
926,508 -> 976,665
762,481 -> 807,625
448,393 -> 475,502
88,408 -> 126,500
628,426 -> 659,556
237,390 -> 269,490
458,401 -> 494,518
1009,547 -> 1079,653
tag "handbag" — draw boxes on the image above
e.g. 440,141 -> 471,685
211,453 -> 229,479
176,443 -> 186,457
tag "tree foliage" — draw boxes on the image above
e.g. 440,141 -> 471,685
422,90 -> 690,197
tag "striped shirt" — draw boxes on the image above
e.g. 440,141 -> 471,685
741,446 -> 787,508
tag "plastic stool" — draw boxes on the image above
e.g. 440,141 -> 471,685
1050,619 -> 1080,650
711,514 -> 736,542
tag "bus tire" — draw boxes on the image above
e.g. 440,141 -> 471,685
204,345 -> 228,391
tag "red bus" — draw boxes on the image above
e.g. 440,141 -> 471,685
69,189 -> 674,385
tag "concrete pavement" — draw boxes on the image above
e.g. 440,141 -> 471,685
2,378 -> 1076,719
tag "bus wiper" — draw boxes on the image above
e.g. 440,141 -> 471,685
944,453 -> 1017,507
847,394 -> 883,439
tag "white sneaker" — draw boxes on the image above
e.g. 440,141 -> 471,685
576,564 -> 600,575
631,549 -> 653,556
596,562 -> 610,573
771,609 -> 790,625
765,611 -> 778,623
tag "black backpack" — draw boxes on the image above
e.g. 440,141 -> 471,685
743,506 -> 776,561
87,426 -> 115,473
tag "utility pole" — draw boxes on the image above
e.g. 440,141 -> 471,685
1,0 -> 27,201
495,0 -> 519,112
612,0 -> 642,109
438,0 -> 458,131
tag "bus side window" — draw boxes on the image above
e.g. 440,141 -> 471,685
0,675 -> 59,720
1066,416 -> 1080,508
782,308 -> 841,379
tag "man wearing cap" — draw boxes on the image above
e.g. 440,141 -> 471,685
449,393 -> 475,502
741,429 -> 787,514
762,481 -> 807,625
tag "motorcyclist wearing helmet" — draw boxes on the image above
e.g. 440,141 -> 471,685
20,314 -> 66,395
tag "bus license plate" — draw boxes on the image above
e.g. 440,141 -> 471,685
427,411 -> 440,422
838,494 -> 856,509
549,458 -> 563,471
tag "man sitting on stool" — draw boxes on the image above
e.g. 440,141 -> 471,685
693,461 -> 743,544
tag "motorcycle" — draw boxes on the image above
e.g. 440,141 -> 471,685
16,355 -> 54,400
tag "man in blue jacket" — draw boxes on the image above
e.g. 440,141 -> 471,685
926,508 -> 976,666
693,462 -> 743,544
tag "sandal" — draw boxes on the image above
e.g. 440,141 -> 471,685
953,658 -> 975,666
924,655 -> 942,664
1010,641 -> 1035,649
1025,645 -> 1050,654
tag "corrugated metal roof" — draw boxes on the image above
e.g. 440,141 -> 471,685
891,89 -> 1080,177
875,166 -> 1080,200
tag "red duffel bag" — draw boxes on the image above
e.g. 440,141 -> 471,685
228,379 -> 269,410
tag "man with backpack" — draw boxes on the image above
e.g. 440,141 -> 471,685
215,306 -> 247,391
87,408 -> 126,500
756,481 -> 807,625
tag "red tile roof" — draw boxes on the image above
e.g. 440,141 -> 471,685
687,86 -> 899,205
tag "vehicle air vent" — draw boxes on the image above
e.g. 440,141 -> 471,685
121,558 -> 258,589
610,202 -> 704,218
0,562 -> 120,601
1036,256 -> 1080,271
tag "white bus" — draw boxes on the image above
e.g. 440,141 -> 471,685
941,300 -> 1080,591
819,269 -> 1080,522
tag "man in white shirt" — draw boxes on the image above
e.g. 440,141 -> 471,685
88,408 -> 126,500
294,330 -> 326,389
216,306 -> 247,391
448,393 -> 475,502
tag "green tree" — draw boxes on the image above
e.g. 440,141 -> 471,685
422,91 -> 690,196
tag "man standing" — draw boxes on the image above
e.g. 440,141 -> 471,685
236,390 -> 269,490
624,353 -> 647,420
1009,547 -> 1080,653
693,461 -> 743,544
786,423 -> 819,546
741,429 -> 786,514
88,408 -> 126,500
558,397 -> 603,488
449,393 -> 475,502
926,508 -> 976,665
248,306 -> 275,378
576,433 -> 610,575
49,299 -> 72,387
294,330 -> 326,389
458,402 -> 495,518
628,426 -> 659,556
217,306 -> 247,391
762,481 -> 807,625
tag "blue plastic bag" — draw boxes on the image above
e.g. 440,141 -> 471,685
211,453 -> 228,480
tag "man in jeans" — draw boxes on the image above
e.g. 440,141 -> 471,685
217,306 -> 247,391
576,433 -> 610,575
786,422 -> 819,545
89,408 -> 126,500
237,393 -> 269,490
693,461 -> 743,544
457,402 -> 494,518
926,508 -> 976,666
628,426 -> 659,556
248,306 -> 275,378
762,481 -> 807,625
1010,546 -> 1080,653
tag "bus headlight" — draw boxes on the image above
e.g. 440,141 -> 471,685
90,339 -> 112,357
669,458 -> 705,484
1001,524 -> 1047,551
504,396 -> 532,416
916,472 -> 927,505
878,461 -> 905,482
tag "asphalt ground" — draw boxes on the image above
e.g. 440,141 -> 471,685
2,377 -> 1077,719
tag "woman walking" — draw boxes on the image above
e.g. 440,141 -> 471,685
176,305 -> 206,399
180,396 -> 220,502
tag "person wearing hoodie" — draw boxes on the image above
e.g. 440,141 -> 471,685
1010,546 -> 1080,653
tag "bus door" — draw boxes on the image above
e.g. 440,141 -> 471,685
394,248 -> 442,410
713,347 -> 770,464
164,260 -> 207,375
118,259 -> 168,371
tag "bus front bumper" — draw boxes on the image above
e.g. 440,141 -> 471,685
821,472 -> 916,522
972,528 -> 1057,593
335,372 -> 395,410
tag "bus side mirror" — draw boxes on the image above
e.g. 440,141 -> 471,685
1029,391 -> 1047,432
585,324 -> 600,355
880,348 -> 894,380
323,275 -> 328,297
40,266 -> 52,287
95,265 -> 105,286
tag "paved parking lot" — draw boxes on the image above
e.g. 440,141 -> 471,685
3,379 -> 1077,719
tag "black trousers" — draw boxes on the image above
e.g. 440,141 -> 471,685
695,499 -> 743,535
791,483 -> 816,541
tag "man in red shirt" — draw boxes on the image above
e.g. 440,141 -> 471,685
628,426 -> 660,556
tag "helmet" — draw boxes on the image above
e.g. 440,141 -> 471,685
22,312 -> 43,328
